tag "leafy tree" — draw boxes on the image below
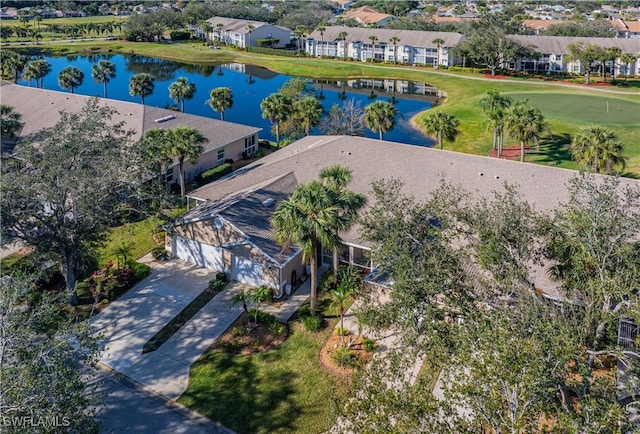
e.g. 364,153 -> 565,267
272,180 -> 341,315
319,165 -> 366,279
602,46 -> 621,82
368,35 -> 378,62
621,52 -> 637,84
543,20 -> 616,38
421,111 -> 460,150
571,126 -> 627,175
320,99 -> 365,137
260,93 -> 292,147
0,276 -> 102,433
364,100 -> 397,141
0,99 -> 135,298
389,36 -> 401,65
168,77 -> 196,113
129,73 -> 155,105
166,126 -> 207,196
58,66 -> 84,94
566,42 -> 604,85
208,87 -> 233,121
296,96 -> 323,135
293,25 -> 307,52
503,100 -> 550,162
479,89 -> 512,154
91,60 -> 116,99
0,104 -> 22,143
454,30 -> 535,76
124,8 -> 184,42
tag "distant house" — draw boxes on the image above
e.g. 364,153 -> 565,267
613,18 -> 640,38
0,82 -> 261,191
197,17 -> 292,48
305,26 -> 465,67
341,6 -> 393,27
522,19 -> 568,35
507,35 -> 640,76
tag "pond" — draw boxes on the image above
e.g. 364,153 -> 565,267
17,54 -> 437,146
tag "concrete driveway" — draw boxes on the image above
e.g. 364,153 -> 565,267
91,256 -> 218,378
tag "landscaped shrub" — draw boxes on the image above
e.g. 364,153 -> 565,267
297,304 -> 311,319
231,326 -> 246,337
151,247 -> 168,260
208,279 -> 226,293
196,163 -> 233,186
216,272 -> 227,282
319,268 -> 337,292
302,314 -> 323,332
252,148 -> 266,158
170,30 -> 191,41
87,261 -> 151,302
246,46 -> 297,57
269,321 -> 286,336
338,265 -> 363,291
256,38 -> 279,48
335,326 -> 350,336
332,346 -> 356,367
362,336 -> 376,352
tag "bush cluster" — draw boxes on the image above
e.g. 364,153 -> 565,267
246,46 -> 298,57
302,314 -> 323,332
196,163 -> 233,186
208,279 -> 226,293
151,247 -> 168,260
332,346 -> 356,367
169,30 -> 191,41
84,260 -> 151,302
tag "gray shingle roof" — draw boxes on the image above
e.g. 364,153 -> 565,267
507,35 -> 640,55
188,135 -> 640,247
306,26 -> 465,47
205,16 -> 291,34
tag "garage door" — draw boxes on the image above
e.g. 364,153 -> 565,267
232,256 -> 276,289
175,236 -> 225,271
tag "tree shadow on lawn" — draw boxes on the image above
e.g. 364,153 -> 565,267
180,352 -> 301,434
527,133 -> 572,165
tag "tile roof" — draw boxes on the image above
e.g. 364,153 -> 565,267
522,19 -> 567,30
342,6 -> 392,25
306,26 -> 465,47
507,35 -> 640,54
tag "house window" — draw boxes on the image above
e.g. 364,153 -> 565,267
164,167 -> 174,183
217,147 -> 225,161
244,135 -> 256,155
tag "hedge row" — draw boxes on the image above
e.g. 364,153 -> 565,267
246,46 -> 298,57
196,163 -> 233,186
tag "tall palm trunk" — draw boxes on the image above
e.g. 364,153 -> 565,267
178,157 -> 186,196
310,245 -> 318,315
275,123 -> 281,147
520,140 -> 525,162
103,81 -> 108,99
492,128 -> 497,150
438,131 -> 443,150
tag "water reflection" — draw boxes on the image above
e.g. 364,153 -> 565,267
125,55 -> 182,81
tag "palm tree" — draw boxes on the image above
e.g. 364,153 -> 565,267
294,26 -> 307,52
620,52 -> 637,85
1,51 -> 25,83
316,23 -> 326,56
571,126 -> 627,175
368,35 -> 378,62
91,60 -> 116,98
167,126 -> 207,196
601,47 -> 621,82
245,24 -> 255,48
330,283 -> 354,346
319,165 -> 366,280
58,66 -> 84,94
208,87 -> 233,120
421,111 -> 460,150
0,104 -> 23,142
432,38 -> 445,68
260,93 -> 292,147
129,73 -> 155,105
297,96 -> 323,135
248,285 -> 272,326
230,289 -> 250,324
364,100 -> 397,140
169,77 -> 196,112
389,36 -> 400,65
140,128 -> 173,181
503,100 -> 551,162
338,31 -> 348,60
479,90 -> 512,154
23,59 -> 51,88
272,181 -> 342,316
0,26 -> 13,42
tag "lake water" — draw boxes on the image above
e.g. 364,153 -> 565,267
17,54 -> 436,146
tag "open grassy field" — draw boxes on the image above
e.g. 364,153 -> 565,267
5,40 -> 640,174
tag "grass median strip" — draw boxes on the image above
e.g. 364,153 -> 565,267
142,285 -> 222,354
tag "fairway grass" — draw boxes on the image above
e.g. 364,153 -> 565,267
4,40 -> 640,174
506,92 -> 640,126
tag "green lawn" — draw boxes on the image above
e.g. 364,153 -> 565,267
97,217 -> 164,267
178,321 -> 348,434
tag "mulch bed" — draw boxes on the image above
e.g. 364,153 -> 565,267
210,312 -> 287,355
488,145 -> 533,161
319,333 -> 373,376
